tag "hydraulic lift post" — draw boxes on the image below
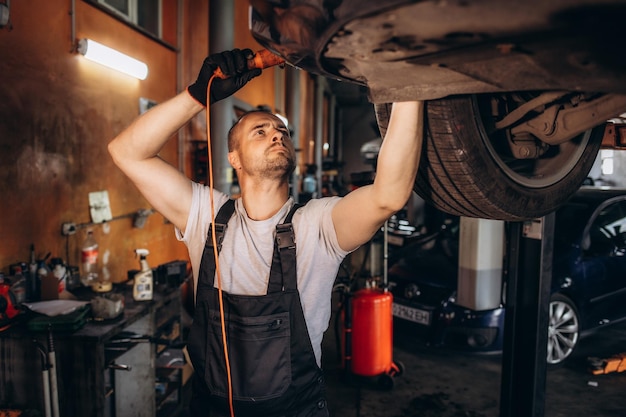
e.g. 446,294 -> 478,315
500,213 -> 554,417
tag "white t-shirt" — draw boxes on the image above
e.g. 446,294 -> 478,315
176,182 -> 348,365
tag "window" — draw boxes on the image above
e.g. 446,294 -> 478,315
95,0 -> 161,38
588,200 -> 626,256
101,0 -> 130,17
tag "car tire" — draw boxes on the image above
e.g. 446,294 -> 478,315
374,95 -> 603,221
547,293 -> 580,366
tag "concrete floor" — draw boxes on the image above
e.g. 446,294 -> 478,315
322,316 -> 626,417
177,300 -> 626,417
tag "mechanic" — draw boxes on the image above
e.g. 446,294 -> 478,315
108,48 -> 422,417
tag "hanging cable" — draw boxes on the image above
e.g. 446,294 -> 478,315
203,50 -> 284,417
206,73 -> 235,417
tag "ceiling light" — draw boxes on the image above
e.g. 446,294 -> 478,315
77,38 -> 148,80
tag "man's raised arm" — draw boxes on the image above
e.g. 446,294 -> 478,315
108,92 -> 203,231
332,101 -> 424,252
108,49 -> 261,231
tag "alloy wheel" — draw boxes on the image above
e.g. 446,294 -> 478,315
547,297 -> 580,365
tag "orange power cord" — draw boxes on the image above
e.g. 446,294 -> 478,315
204,50 -> 285,417
206,73 -> 235,417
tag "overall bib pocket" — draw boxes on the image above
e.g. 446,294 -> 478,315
206,309 -> 292,401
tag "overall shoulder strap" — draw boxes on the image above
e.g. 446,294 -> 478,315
268,201 -> 305,293
198,199 -> 236,290
207,199 -> 236,253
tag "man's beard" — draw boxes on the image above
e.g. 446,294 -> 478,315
258,147 -> 296,179
260,156 -> 296,179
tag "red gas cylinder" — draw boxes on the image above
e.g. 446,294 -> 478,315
350,287 -> 393,376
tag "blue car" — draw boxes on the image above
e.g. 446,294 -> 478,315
388,187 -> 626,365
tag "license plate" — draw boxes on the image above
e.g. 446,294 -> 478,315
392,303 -> 431,326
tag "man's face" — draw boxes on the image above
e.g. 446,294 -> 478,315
229,112 -> 296,180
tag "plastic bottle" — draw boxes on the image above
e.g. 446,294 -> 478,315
9,266 -> 27,305
81,231 -> 99,287
37,258 -> 51,293
133,248 -> 153,301
50,258 -> 67,294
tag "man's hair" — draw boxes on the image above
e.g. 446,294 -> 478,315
227,109 -> 274,152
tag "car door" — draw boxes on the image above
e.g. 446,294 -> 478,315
579,197 -> 626,328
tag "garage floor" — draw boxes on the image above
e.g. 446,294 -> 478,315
177,298 -> 626,417
322,313 -> 626,417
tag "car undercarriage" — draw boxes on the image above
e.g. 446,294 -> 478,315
251,0 -> 626,220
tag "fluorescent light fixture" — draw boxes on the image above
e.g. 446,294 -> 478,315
77,38 -> 148,80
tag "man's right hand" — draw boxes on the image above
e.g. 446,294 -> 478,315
187,48 -> 262,106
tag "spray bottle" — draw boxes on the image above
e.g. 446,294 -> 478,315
133,249 -> 153,301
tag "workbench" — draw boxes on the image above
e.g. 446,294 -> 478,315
0,285 -> 186,417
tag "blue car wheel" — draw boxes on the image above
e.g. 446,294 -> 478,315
547,294 -> 580,365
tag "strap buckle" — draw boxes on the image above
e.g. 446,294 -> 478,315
276,224 -> 296,249
207,223 -> 228,249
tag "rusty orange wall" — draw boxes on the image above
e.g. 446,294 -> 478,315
0,0 -> 311,284
0,0 -> 187,282
182,0 -> 210,179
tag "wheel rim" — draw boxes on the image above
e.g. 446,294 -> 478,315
475,94 -> 592,189
547,299 -> 579,364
